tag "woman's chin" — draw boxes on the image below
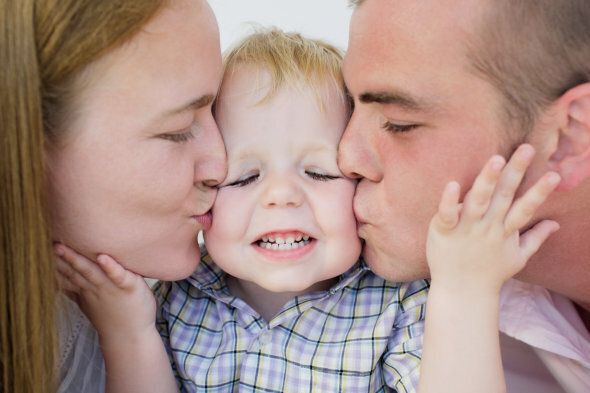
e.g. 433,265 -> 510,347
124,245 -> 201,281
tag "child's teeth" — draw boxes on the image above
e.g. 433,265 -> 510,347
258,233 -> 313,250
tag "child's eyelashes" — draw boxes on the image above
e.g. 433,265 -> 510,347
226,173 -> 259,187
305,171 -> 340,182
222,170 -> 339,188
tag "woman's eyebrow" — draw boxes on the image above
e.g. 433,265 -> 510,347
165,94 -> 216,117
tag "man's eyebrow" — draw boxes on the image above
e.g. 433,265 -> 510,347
358,91 -> 427,111
166,94 -> 215,116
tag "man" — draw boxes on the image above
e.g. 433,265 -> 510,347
339,0 -> 590,392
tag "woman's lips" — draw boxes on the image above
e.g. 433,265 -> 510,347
193,212 -> 212,231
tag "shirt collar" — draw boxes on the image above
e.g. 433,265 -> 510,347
499,278 -> 590,368
186,252 -> 369,307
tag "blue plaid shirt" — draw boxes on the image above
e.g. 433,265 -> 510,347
154,254 -> 429,392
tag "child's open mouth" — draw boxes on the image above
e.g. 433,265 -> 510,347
253,231 -> 315,256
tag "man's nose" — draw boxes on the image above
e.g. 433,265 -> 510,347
338,110 -> 378,181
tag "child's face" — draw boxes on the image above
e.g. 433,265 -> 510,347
205,65 -> 361,293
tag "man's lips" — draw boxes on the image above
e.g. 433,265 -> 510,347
353,205 -> 369,225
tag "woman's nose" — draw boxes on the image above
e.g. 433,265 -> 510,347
195,121 -> 227,187
261,174 -> 304,208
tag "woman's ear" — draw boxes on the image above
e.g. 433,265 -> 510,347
549,83 -> 590,191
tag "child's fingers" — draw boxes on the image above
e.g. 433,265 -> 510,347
54,244 -> 107,288
433,181 -> 461,229
55,258 -> 88,290
519,220 -> 560,262
96,254 -> 136,289
56,257 -> 93,291
486,144 -> 535,220
504,172 -> 561,234
55,256 -> 77,280
461,155 -> 505,222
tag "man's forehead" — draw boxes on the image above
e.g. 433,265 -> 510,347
344,0 -> 485,86
348,0 -> 485,43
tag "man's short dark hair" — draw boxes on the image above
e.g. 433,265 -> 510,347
468,0 -> 590,132
349,0 -> 590,133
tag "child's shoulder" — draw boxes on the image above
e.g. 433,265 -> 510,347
353,261 -> 430,308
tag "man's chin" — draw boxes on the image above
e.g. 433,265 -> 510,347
362,245 -> 429,283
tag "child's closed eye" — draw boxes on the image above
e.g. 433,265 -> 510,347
305,170 -> 340,182
226,173 -> 259,187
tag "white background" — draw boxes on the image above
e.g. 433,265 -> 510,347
208,0 -> 353,51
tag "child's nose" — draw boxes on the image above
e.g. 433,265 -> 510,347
261,175 -> 304,208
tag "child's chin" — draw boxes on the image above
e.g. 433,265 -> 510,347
262,279 -> 325,294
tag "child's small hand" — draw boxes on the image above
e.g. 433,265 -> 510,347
55,244 -> 156,341
426,144 -> 561,294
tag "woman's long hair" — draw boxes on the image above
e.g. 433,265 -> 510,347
0,1 -> 165,391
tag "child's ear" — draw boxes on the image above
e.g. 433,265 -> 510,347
548,83 -> 590,191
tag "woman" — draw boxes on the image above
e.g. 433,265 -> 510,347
0,1 -> 226,392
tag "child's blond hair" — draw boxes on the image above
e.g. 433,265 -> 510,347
222,27 -> 348,111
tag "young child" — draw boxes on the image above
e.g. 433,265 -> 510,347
56,28 -> 560,393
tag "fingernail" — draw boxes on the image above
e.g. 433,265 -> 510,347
491,156 -> 505,171
445,181 -> 460,195
547,172 -> 561,185
519,144 -> 535,159
54,245 -> 65,256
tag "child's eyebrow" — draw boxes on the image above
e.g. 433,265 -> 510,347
234,148 -> 259,162
231,144 -> 335,163
303,144 -> 336,154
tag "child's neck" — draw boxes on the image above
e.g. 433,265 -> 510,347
227,276 -> 337,322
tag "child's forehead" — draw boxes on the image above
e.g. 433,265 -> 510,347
218,63 -> 347,113
216,64 -> 349,165
225,142 -> 340,174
